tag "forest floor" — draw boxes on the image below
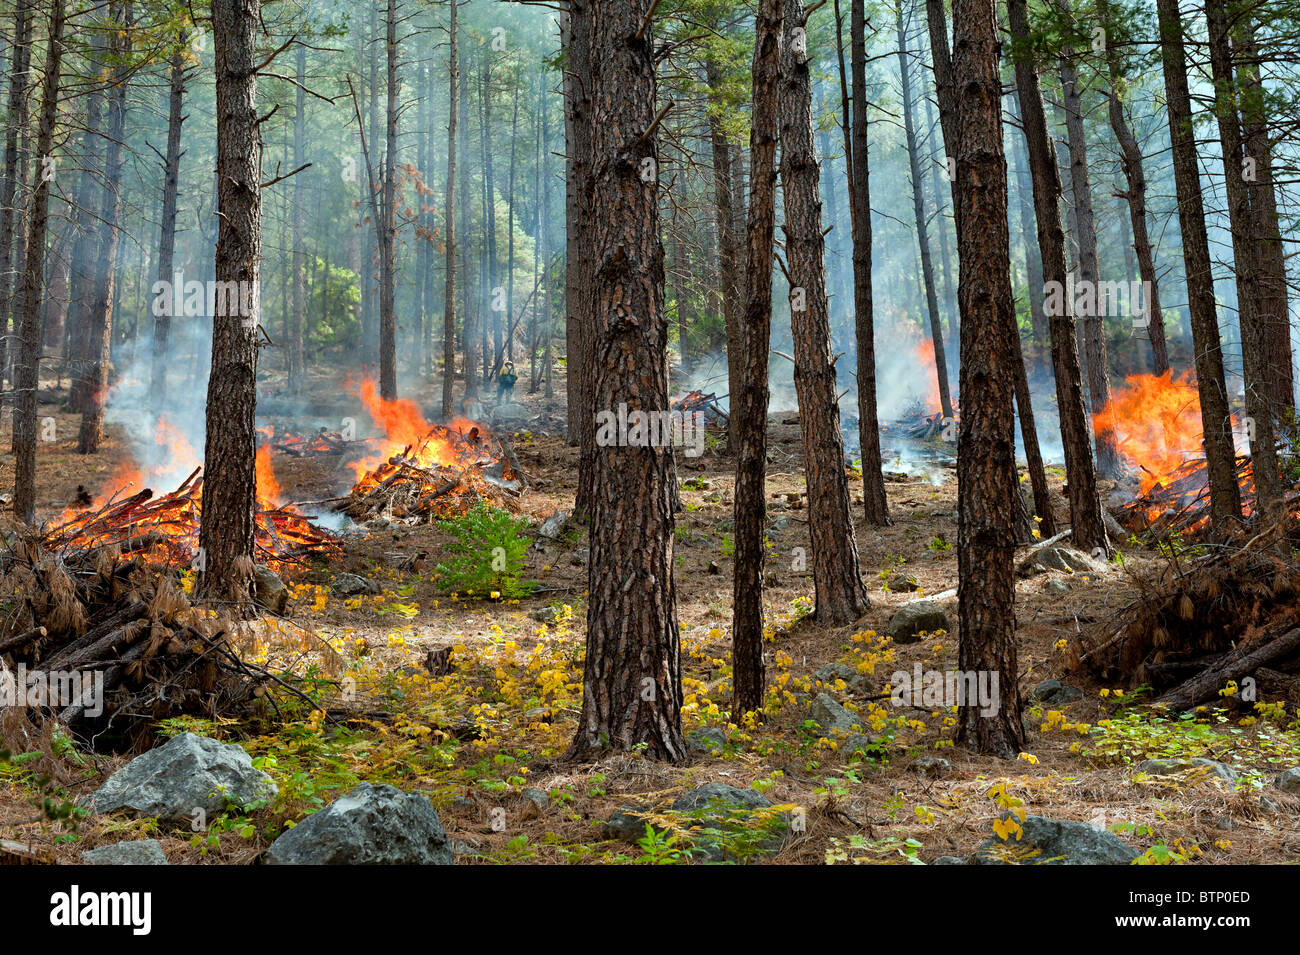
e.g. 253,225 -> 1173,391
1,369 -> 1298,865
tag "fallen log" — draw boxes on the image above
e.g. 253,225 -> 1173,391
1155,627 -> 1300,712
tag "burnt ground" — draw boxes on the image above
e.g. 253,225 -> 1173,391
1,367 -> 1298,865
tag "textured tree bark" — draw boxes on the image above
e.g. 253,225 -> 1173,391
952,0 -> 1025,758
199,0 -> 262,607
896,1 -> 953,421
705,59 -> 741,416
1008,0 -> 1109,555
850,0 -> 889,526
564,0 -> 595,522
11,0 -> 63,526
786,0 -> 870,628
287,43 -> 305,395
568,0 -> 684,763
1151,0 -> 1240,530
731,0 -> 783,719
1008,94 -> 1049,379
441,0 -> 458,417
151,44 -> 187,411
1055,3 -> 1120,479
377,0 -> 398,399
64,34 -> 106,415
78,0 -> 132,455
458,46 -> 477,400
1237,20 -> 1293,423
1204,0 -> 1281,522
0,0 -> 31,392
1101,36 -> 1168,377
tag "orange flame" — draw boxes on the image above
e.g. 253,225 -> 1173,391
256,445 -> 282,507
914,340 -> 941,415
1093,371 -> 1205,494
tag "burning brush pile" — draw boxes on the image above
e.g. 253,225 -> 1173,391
0,538 -> 265,748
41,445 -> 338,573
1096,370 -> 1278,535
336,382 -> 527,523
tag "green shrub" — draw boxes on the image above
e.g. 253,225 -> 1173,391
435,502 -> 538,600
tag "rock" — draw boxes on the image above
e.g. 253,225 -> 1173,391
603,807 -> 651,842
570,549 -> 588,567
252,565 -> 288,614
888,601 -> 951,644
1017,545 -> 1099,577
332,573 -> 379,596
91,733 -> 277,825
768,515 -> 790,535
884,572 -> 919,592
1031,679 -> 1084,705
521,788 -> 548,811
930,855 -> 967,865
975,816 -> 1139,865
264,783 -> 454,865
536,509 -> 569,540
686,727 -> 728,755
81,840 -> 168,865
913,755 -> 952,779
1044,579 -> 1070,595
808,692 -> 864,736
1276,768 -> 1300,794
669,784 -> 788,862
1135,757 -> 1237,782
813,663 -> 867,694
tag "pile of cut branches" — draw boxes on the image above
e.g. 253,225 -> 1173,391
1073,525 -> 1300,712
0,538 -> 266,749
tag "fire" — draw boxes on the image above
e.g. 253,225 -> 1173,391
1093,371 -> 1204,494
345,378 -> 483,480
256,445 -> 283,506
914,340 -> 941,415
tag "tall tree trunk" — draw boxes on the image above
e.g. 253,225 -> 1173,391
569,0 -> 685,763
1099,20 -> 1169,376
0,0 -> 31,392
1008,93 -> 1048,379
541,81 -> 553,401
441,0 -> 457,417
1008,0 -> 1109,555
731,0 -> 783,719
1204,0 -> 1281,521
458,42 -> 477,400
1237,22 -> 1292,421
896,0 -> 953,420
1150,0 -> 1240,529
199,0 -> 262,606
150,44 -> 187,411
1056,5 -> 1121,478
851,0 -> 889,525
12,0 -> 63,525
288,43 -> 305,394
564,0 -> 595,519
785,0 -> 870,626
952,0 -> 1024,759
78,0 -> 132,455
705,59 -> 741,415
377,0 -> 398,399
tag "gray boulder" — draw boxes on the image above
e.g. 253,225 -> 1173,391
686,726 -> 729,755
975,816 -> 1139,865
331,573 -> 379,596
913,754 -> 952,779
265,783 -> 454,865
81,840 -> 167,865
888,601 -> 951,644
1277,768 -> 1300,794
252,565 -> 288,614
1017,545 -> 1098,577
930,855 -> 967,865
1032,679 -> 1084,705
808,692 -> 863,736
536,509 -> 569,540
813,663 -> 867,694
670,784 -> 788,862
91,733 -> 277,825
